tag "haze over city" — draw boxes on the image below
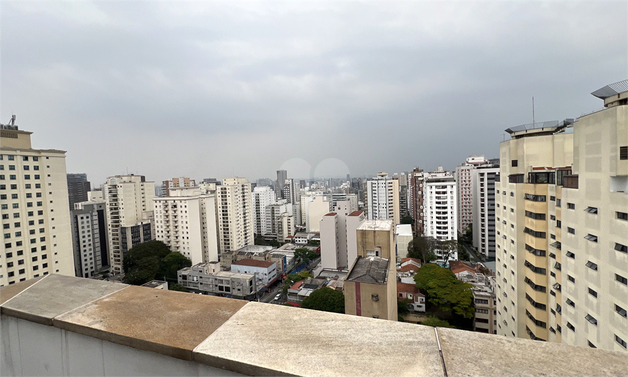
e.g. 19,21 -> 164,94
1,1 -> 626,184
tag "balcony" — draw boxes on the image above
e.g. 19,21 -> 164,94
0,275 -> 625,377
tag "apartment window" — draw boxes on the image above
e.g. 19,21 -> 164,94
585,261 -> 598,271
567,203 -> 575,210
584,206 -> 598,214
616,274 -> 628,285
566,251 -> 575,259
584,314 -> 598,326
616,304 -> 627,318
617,212 -> 628,221
616,243 -> 628,253
588,341 -> 597,349
616,335 -> 627,349
550,196 -> 556,201
566,322 -> 575,332
511,160 -> 518,167
584,234 -> 598,242
588,288 -> 598,298
620,146 -> 628,160
566,298 -> 575,307
567,227 -> 575,235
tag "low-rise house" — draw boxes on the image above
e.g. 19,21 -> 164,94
397,282 -> 426,312
286,278 -> 326,306
177,263 -> 256,299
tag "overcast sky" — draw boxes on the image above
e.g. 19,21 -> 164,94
1,1 -> 626,185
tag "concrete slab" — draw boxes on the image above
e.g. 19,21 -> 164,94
194,302 -> 445,377
0,275 -> 46,305
437,327 -> 628,376
53,286 -> 248,362
1,274 -> 127,325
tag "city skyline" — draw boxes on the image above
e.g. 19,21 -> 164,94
2,2 -> 626,184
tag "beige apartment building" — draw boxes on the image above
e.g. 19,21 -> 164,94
162,177 -> 196,197
344,220 -> 398,320
366,172 -> 400,225
0,120 -> 75,286
103,174 -> 155,274
496,80 -> 628,353
217,178 -> 254,258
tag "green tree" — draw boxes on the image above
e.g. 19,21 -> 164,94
169,283 -> 188,292
159,252 -> 192,281
407,235 -> 437,263
281,270 -> 313,294
122,241 -> 191,286
401,215 -> 414,225
414,264 -> 475,319
397,298 -> 411,315
301,287 -> 345,314
421,316 -> 455,328
294,248 -> 318,264
308,240 -> 320,246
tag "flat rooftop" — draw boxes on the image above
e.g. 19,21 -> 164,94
357,219 -> 393,231
233,245 -> 273,253
0,275 -> 625,376
346,256 -> 390,284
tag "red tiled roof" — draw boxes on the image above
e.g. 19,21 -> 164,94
232,259 -> 274,268
325,212 -> 337,216
348,210 -> 364,216
397,283 -> 421,295
449,260 -> 476,274
400,258 -> 421,264
290,280 -> 304,290
399,264 -> 420,273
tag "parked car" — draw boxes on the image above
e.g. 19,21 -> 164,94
274,294 -> 282,301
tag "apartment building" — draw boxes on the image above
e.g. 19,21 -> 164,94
0,119 -> 75,286
366,172 -> 400,225
495,118 -> 574,342
560,80 -> 628,352
71,201 -> 108,278
177,262 -> 256,299
252,186 -> 276,236
266,200 -> 293,239
67,173 -> 91,211
392,172 -> 409,217
276,170 -> 287,199
424,168 -> 458,239
217,177 -> 254,258
154,187 -> 219,265
320,206 -> 365,271
472,161 -> 500,260
103,174 -> 155,274
408,168 -> 425,235
456,156 -> 487,234
162,177 -> 196,197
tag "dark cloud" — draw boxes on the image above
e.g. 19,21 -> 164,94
1,1 -> 626,184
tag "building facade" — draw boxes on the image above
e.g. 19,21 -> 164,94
67,173 -> 91,211
471,161 -> 500,260
320,207 -> 365,271
103,174 -> 155,274
71,201 -> 108,278
154,187 -> 219,265
423,168 -> 458,241
0,120 -> 75,286
162,177 -> 196,197
366,172 -> 400,225
408,168 -> 425,236
217,178 -> 254,258
252,186 -> 276,236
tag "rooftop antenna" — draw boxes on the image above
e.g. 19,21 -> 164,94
532,96 -> 535,126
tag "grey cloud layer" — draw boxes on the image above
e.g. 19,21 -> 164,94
1,1 -> 626,184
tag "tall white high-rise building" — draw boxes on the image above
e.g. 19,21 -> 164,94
366,172 -> 400,225
0,119 -> 75,286
217,178 -> 254,258
423,168 -> 458,262
103,174 -> 155,274
154,187 -> 219,264
252,186 -> 276,236
320,201 -> 365,270
266,200 -> 293,239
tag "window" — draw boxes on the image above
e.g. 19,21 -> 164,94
616,335 -> 627,349
616,243 -> 628,253
511,160 -> 518,167
588,288 -> 598,298
524,194 -> 546,202
566,251 -> 575,259
616,305 -> 627,318
584,206 -> 598,214
525,211 -> 546,220
584,234 -> 598,242
617,212 -> 628,221
585,261 -> 598,271
567,227 -> 575,234
584,314 -> 598,326
568,275 -> 575,283
620,146 -> 628,160
550,196 -> 556,201
616,274 -> 628,285
566,298 -> 575,307
567,203 -> 575,210
588,341 -> 596,349
566,322 -> 575,331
